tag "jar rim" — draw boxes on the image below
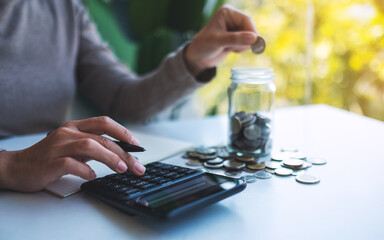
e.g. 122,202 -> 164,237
231,67 -> 274,83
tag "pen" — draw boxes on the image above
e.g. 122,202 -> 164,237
114,140 -> 146,152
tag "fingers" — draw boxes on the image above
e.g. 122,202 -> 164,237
58,138 -> 145,175
55,157 -> 96,180
220,5 -> 257,33
61,138 -> 126,172
67,116 -> 140,146
220,31 -> 257,48
77,133 -> 146,176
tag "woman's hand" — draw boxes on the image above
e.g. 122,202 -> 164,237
0,116 -> 145,192
185,4 -> 259,76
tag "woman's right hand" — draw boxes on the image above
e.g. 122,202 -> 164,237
0,116 -> 146,192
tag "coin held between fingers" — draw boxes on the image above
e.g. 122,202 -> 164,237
251,36 -> 266,54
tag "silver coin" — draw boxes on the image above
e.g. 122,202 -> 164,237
241,175 -> 257,183
264,168 -> 275,174
203,162 -> 224,169
282,159 -> 304,168
255,170 -> 272,179
307,157 -> 327,165
235,111 -> 247,119
241,114 -> 256,127
289,151 -> 307,160
271,152 -> 290,162
246,162 -> 265,171
264,161 -> 281,169
243,168 -> 258,173
186,159 -> 202,167
274,168 -> 293,176
186,151 -> 200,158
244,124 -> 261,140
223,160 -> 245,170
295,174 -> 320,184
197,152 -> 218,161
231,116 -> 242,134
225,169 -> 242,177
217,148 -> 234,159
251,36 -> 266,54
207,157 -> 224,165
196,147 -> 217,156
301,161 -> 312,169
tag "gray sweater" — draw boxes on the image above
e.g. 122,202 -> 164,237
0,0 -> 214,138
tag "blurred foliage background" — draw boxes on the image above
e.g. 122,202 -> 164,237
198,0 -> 384,121
85,0 -> 384,121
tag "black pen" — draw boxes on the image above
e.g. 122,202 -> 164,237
114,140 -> 146,152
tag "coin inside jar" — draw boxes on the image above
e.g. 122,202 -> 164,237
231,116 -> 243,134
243,124 -> 261,140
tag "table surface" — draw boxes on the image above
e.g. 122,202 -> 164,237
1,104 -> 383,240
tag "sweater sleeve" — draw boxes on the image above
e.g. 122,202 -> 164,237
74,3 -> 216,122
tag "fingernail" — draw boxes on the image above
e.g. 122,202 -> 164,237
90,171 -> 97,179
134,162 -> 146,174
118,161 -> 127,172
131,135 -> 141,146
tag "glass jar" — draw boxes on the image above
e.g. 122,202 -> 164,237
227,67 -> 276,156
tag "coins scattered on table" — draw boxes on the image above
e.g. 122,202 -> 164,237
255,170 -> 272,179
223,160 -> 245,170
307,157 -> 327,165
186,159 -> 202,167
274,168 -> 293,176
229,111 -> 272,154
241,175 -> 258,183
181,146 -> 326,185
295,174 -> 320,184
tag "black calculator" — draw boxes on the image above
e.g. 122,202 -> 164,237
81,162 -> 246,220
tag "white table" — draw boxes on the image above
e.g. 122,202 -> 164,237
1,105 -> 384,240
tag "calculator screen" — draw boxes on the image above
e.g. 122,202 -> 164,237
127,174 -> 241,218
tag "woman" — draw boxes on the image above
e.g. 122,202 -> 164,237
0,0 -> 259,192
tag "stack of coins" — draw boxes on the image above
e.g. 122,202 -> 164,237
181,146 -> 326,185
230,111 -> 272,154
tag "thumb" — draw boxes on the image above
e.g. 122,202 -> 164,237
220,31 -> 257,47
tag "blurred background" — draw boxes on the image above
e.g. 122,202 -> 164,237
79,0 -> 384,122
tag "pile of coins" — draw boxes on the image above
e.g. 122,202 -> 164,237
229,111 -> 272,154
182,146 -> 326,184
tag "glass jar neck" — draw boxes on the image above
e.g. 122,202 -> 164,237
230,67 -> 274,84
